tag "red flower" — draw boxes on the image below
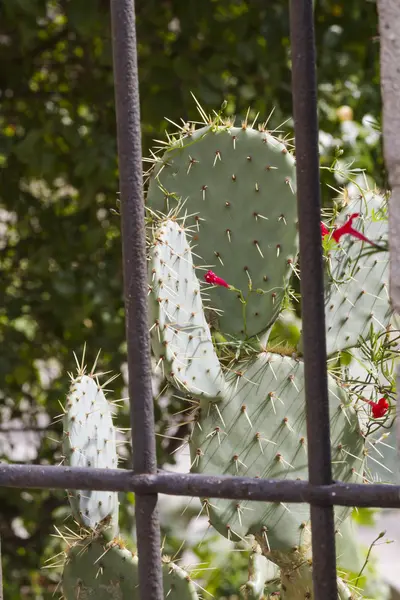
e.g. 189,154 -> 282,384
332,213 -> 376,246
321,222 -> 329,237
369,397 -> 389,419
204,270 -> 230,288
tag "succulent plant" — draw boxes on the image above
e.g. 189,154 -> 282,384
144,107 -> 395,599
50,106 -> 395,600
59,353 -> 200,600
242,551 -> 278,599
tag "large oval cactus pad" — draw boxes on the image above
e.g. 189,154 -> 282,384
147,124 -> 298,340
190,353 -> 363,554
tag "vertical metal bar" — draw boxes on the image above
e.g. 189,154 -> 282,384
110,2 -> 163,599
289,2 -> 338,599
0,536 -> 3,600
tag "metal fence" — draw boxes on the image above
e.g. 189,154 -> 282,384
0,1 -> 399,599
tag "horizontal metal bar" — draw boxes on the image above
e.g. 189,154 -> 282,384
1,464 -> 399,507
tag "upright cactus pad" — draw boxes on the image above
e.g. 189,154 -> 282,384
147,122 -> 298,340
190,352 -> 363,556
323,192 -> 390,356
63,373 -> 119,533
148,219 -> 225,399
62,535 -> 199,600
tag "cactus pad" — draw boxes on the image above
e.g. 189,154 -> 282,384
323,192 -> 391,355
63,374 -> 119,533
190,352 -> 363,555
148,219 -> 225,400
243,552 -> 278,599
62,535 -> 199,600
147,123 -> 298,340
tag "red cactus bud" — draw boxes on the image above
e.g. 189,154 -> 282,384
321,222 -> 329,237
369,397 -> 389,419
204,270 -> 230,288
332,213 -> 376,246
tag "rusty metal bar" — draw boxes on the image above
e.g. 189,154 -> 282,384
1,464 -> 400,507
0,536 -> 3,600
289,1 -> 338,599
110,1 -> 163,598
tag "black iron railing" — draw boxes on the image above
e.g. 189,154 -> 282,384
0,1 -> 398,599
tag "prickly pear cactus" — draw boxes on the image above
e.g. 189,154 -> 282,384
323,191 -> 390,356
51,105 -> 397,600
146,119 -> 298,340
143,108 -> 397,599
190,352 -> 363,556
148,218 -> 225,399
62,535 -> 199,600
63,371 -> 119,534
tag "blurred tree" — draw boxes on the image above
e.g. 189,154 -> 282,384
0,0 -> 384,597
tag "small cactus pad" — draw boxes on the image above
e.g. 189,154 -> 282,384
149,219 -> 225,400
243,552 -> 278,599
63,374 -> 119,532
190,352 -> 363,554
147,123 -> 298,339
62,536 -> 199,600
323,192 -> 391,355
